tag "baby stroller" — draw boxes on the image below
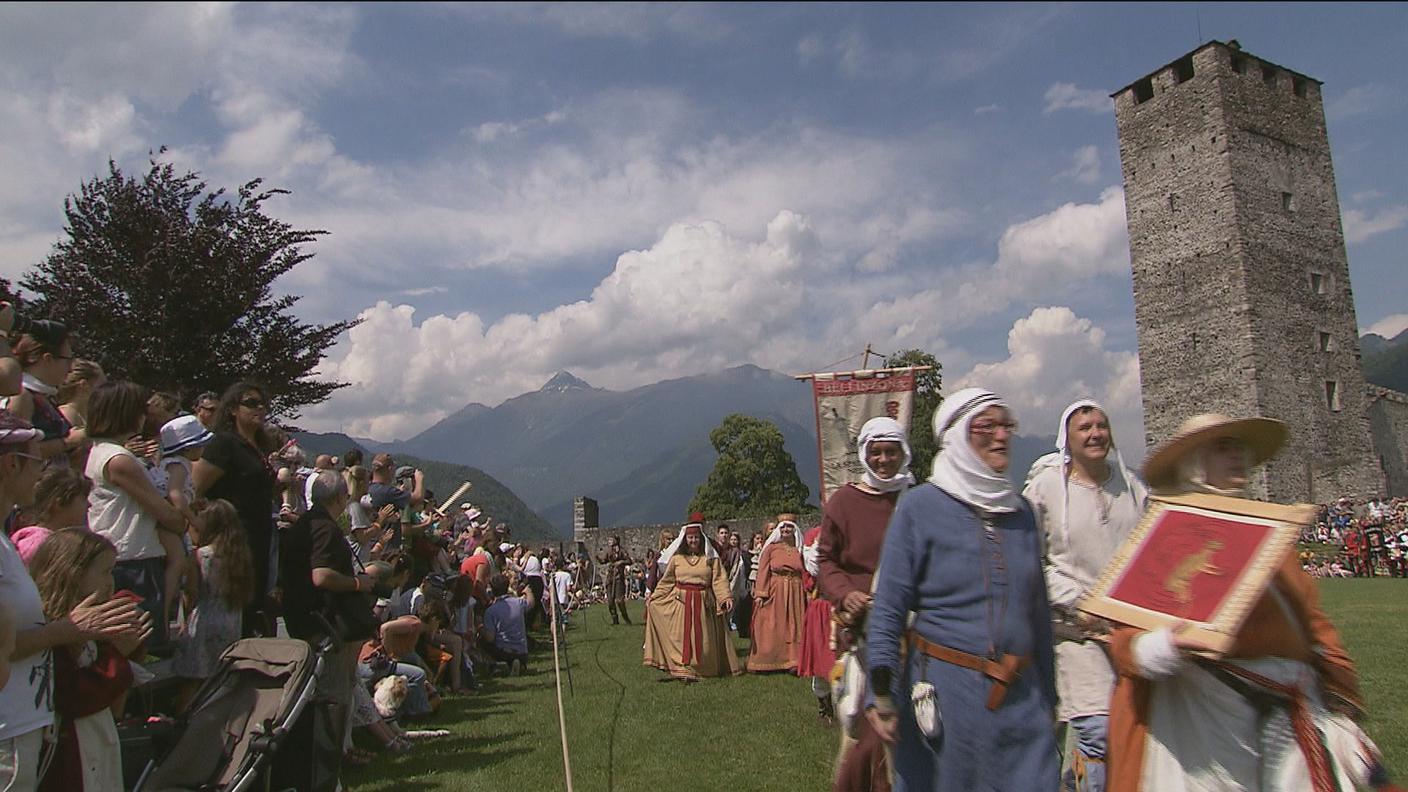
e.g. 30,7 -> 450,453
132,636 -> 327,792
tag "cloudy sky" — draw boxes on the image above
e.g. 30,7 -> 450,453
2,3 -> 1404,448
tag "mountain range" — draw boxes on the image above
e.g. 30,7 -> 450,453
286,430 -> 557,540
305,331 -> 1404,537
1361,328 -> 1408,393
379,365 -> 1058,535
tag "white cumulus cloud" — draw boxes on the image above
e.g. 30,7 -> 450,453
1343,205 -> 1408,244
1363,313 -> 1408,340
955,306 -> 1145,460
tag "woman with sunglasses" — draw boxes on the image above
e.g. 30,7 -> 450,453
2,321 -> 86,466
194,382 -> 277,637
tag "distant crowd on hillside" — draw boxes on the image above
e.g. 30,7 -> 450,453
1300,495 -> 1408,578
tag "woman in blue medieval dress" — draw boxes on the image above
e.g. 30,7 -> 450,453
866,387 -> 1059,791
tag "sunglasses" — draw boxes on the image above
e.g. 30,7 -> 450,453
239,398 -> 267,409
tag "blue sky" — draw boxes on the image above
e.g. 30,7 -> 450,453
1,3 -> 1403,445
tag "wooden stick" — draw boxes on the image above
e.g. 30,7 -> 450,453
430,480 -> 473,517
793,364 -> 934,380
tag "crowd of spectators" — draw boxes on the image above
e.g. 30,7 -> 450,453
0,304 -> 638,791
1299,495 -> 1408,578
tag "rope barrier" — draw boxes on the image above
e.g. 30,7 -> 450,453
548,586 -> 576,792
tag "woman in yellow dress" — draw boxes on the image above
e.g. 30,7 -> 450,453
643,516 -> 742,680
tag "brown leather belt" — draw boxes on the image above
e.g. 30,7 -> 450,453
907,631 -> 1030,711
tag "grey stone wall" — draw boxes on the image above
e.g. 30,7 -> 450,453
572,515 -> 816,563
1115,41 -> 1385,502
1368,387 -> 1408,498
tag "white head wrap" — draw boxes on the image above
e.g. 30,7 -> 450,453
857,417 -> 915,493
926,387 -> 1019,514
762,520 -> 804,552
1026,399 -> 1140,542
658,520 -> 717,574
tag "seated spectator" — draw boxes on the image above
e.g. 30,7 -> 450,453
360,616 -> 437,718
481,573 -> 535,675
30,528 -> 150,792
12,466 -> 91,565
414,599 -> 471,693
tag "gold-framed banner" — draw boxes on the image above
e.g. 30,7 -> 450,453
1077,492 -> 1314,656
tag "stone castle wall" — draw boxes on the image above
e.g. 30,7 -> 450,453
1368,387 -> 1408,498
1115,41 -> 1385,502
569,495 -> 819,560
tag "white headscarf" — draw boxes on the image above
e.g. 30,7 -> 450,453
927,387 -> 1019,514
1027,398 -> 1141,540
658,520 -> 717,573
762,520 -> 804,552
857,417 -> 915,493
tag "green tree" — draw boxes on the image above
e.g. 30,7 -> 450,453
883,349 -> 943,480
689,414 -> 812,519
20,155 -> 357,419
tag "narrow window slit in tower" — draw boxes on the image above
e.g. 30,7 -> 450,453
1282,192 -> 1295,212
1318,332 -> 1332,352
1325,381 -> 1341,412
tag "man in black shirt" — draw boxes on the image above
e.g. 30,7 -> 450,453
282,471 -> 376,788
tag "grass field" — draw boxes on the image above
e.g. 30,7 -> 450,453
346,580 -> 1404,791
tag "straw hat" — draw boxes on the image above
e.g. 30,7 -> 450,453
1142,413 -> 1288,489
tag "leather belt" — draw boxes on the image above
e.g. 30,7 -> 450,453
907,631 -> 1030,711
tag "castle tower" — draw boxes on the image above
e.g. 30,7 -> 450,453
1113,40 -> 1385,502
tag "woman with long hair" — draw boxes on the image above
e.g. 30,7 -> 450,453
194,382 -> 275,636
30,528 -> 151,792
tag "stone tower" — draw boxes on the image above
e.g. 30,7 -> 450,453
1113,40 -> 1385,502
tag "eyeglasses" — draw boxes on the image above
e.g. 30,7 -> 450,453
196,404 -> 217,413
969,420 -> 1019,436
238,398 -> 266,410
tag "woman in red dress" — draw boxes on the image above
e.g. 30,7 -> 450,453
747,517 -> 806,672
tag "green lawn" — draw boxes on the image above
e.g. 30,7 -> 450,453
1318,578 -> 1406,772
347,581 -> 1405,790
346,602 -> 836,791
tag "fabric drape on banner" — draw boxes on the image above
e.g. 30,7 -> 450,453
811,370 -> 915,503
